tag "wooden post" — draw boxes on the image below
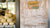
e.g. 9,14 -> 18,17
6,0 -> 9,13
15,0 -> 20,28
6,0 -> 8,10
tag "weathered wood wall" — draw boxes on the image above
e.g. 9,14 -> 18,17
20,0 -> 48,28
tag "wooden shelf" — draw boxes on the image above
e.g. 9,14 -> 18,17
0,9 -> 7,11
0,10 -> 7,12
0,10 -> 6,11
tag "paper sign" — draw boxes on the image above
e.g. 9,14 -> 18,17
28,1 -> 39,9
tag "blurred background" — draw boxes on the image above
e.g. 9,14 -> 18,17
48,0 -> 50,28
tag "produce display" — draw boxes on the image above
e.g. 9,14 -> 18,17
0,13 -> 16,25
0,0 -> 16,28
0,1 -> 16,25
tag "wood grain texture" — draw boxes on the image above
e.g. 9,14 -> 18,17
20,0 -> 48,28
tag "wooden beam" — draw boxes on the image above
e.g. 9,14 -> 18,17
15,0 -> 20,28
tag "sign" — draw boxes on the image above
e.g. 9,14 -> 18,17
28,1 -> 39,9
